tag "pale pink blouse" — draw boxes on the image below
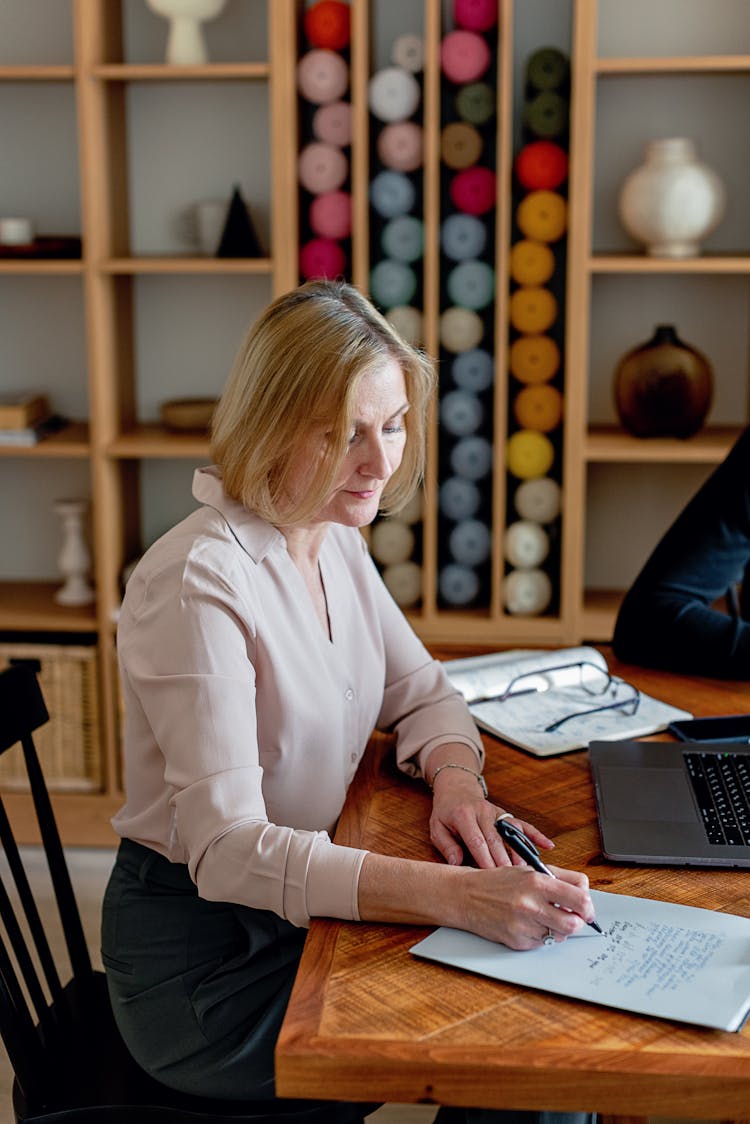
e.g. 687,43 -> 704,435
113,467 -> 484,928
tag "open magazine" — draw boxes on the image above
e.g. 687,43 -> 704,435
443,645 -> 692,757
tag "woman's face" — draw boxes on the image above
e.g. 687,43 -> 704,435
290,358 -> 409,529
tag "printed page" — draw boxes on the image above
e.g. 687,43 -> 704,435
410,889 -> 750,1031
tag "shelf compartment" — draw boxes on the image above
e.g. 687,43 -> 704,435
0,422 -> 90,458
109,424 -> 210,459
103,256 -> 272,274
585,426 -> 742,463
0,580 -> 97,632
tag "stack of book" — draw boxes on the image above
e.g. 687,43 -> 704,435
0,392 -> 63,445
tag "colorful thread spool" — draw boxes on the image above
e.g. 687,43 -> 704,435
449,518 -> 491,567
309,190 -> 352,240
525,47 -> 570,92
391,33 -> 425,74
383,561 -> 423,607
297,49 -> 349,105
369,170 -> 416,217
516,190 -> 567,242
509,286 -> 557,334
450,434 -> 493,480
370,519 -> 415,566
504,520 -> 550,568
368,66 -> 421,123
509,239 -> 555,286
523,91 -> 569,139
441,29 -> 492,85
299,237 -> 346,280
381,215 -> 424,263
439,475 -> 481,520
440,306 -> 484,352
514,477 -> 562,523
512,384 -> 563,432
439,563 -> 480,606
452,348 -> 493,393
506,429 -> 555,479
369,259 -> 418,308
455,81 -> 495,125
298,142 -> 348,194
509,335 -> 560,384
386,305 -> 422,346
440,389 -> 483,437
440,213 -> 487,262
303,1 -> 351,51
503,568 -> 552,615
515,141 -> 568,191
446,260 -> 495,311
450,166 -> 496,216
377,121 -> 423,172
454,0 -> 498,33
312,100 -> 353,147
440,121 -> 483,170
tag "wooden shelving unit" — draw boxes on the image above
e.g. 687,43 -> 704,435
2,0 -> 749,842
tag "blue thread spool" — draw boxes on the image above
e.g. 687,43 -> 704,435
369,259 -> 417,309
369,171 -> 416,218
452,348 -> 493,393
450,435 -> 493,480
439,476 -> 481,521
440,390 -> 483,437
439,563 -> 480,606
449,519 -> 491,567
446,260 -> 495,310
381,215 -> 424,263
440,213 -> 487,262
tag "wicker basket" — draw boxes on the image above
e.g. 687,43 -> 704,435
0,642 -> 103,792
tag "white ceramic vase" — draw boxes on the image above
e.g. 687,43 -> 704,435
618,137 -> 726,258
54,499 -> 95,606
145,0 -> 228,65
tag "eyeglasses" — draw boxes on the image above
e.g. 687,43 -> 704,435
478,660 -> 641,734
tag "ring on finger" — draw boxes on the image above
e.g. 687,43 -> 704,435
542,927 -> 555,946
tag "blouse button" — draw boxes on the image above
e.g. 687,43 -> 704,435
350,752 -> 357,762
345,688 -> 354,701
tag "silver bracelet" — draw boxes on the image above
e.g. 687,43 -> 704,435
428,762 -> 488,798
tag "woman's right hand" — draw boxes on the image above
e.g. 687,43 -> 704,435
457,863 -> 595,950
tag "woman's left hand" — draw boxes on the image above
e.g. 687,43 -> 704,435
429,772 -> 554,869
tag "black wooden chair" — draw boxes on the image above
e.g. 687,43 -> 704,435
0,662 -> 371,1123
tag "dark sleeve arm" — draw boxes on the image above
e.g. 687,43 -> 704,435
612,427 -> 750,678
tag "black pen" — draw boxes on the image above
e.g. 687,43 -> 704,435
495,816 -> 603,934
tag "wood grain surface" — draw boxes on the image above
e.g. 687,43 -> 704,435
276,650 -> 750,1118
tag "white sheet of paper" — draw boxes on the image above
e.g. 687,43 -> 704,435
410,889 -> 750,1031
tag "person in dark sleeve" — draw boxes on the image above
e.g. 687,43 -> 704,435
612,425 -> 750,678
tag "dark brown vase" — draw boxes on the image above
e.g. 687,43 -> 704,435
613,324 -> 714,438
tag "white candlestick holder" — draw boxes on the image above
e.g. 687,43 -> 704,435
54,498 -> 95,606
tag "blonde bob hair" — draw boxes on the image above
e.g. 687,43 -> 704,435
210,280 -> 436,525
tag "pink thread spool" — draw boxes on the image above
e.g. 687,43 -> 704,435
440,30 -> 491,84
298,142 -> 348,194
312,100 -> 352,147
309,190 -> 352,240
299,237 -> 346,280
297,49 -> 349,105
450,165 -> 496,215
377,122 -> 424,172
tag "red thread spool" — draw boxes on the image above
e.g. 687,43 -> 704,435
299,237 -> 346,280
303,1 -> 351,51
515,141 -> 568,191
450,166 -> 496,215
309,191 -> 352,240
454,0 -> 498,32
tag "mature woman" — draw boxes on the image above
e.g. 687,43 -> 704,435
102,281 -> 595,1123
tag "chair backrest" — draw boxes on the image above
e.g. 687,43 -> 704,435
0,662 -> 95,1107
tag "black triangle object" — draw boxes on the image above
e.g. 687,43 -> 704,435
216,186 -> 264,258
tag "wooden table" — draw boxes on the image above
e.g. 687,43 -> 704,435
276,653 -> 750,1120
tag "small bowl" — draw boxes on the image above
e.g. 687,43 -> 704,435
160,397 -> 218,432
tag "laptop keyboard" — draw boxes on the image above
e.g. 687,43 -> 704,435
684,751 -> 750,846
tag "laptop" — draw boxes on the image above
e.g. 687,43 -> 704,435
589,739 -> 750,867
